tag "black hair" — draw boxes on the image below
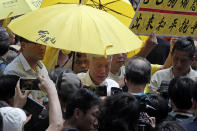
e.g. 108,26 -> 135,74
172,37 -> 195,58
148,94 -> 169,125
98,93 -> 140,131
191,81 -> 197,102
19,36 -> 31,43
0,113 -> 2,131
0,75 -> 19,102
125,56 -> 151,85
65,88 -> 101,119
168,77 -> 194,110
154,121 -> 185,131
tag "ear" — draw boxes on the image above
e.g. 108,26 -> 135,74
20,42 -> 26,51
192,98 -> 197,109
191,56 -> 195,63
73,108 -> 82,120
124,75 -> 128,86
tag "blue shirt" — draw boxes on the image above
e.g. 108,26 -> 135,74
183,117 -> 197,131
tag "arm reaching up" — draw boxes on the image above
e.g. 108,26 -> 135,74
38,76 -> 63,131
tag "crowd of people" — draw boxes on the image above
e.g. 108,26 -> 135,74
0,0 -> 197,131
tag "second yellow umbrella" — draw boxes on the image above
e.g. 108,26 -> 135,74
41,0 -> 134,27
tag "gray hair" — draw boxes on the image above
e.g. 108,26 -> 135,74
86,54 -> 112,61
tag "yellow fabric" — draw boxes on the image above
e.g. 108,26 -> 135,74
0,0 -> 42,20
144,64 -> 162,94
41,0 -> 135,27
42,47 -> 71,71
127,35 -> 149,58
8,4 -> 142,55
42,47 -> 59,71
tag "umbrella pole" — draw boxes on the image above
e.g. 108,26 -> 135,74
72,52 -> 76,71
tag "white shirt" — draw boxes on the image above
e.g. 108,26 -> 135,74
78,71 -> 120,96
149,67 -> 197,93
108,66 -> 125,82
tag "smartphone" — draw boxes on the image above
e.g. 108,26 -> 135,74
20,78 -> 40,90
23,97 -> 45,116
83,85 -> 107,96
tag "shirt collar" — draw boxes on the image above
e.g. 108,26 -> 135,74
171,66 -> 193,78
19,53 -> 43,72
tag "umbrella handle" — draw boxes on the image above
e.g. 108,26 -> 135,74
79,0 -> 88,5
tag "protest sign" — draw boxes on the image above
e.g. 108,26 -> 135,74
130,0 -> 197,36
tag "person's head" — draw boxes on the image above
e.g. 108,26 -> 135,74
171,37 -> 195,77
190,82 -> 197,114
49,67 -> 73,83
88,54 -> 112,85
6,50 -> 18,64
111,53 -> 127,69
148,94 -> 169,125
0,113 -> 2,131
0,27 -> 10,57
0,101 -> 9,108
129,0 -> 140,11
99,93 -> 140,131
155,121 -> 185,131
65,88 -> 101,131
191,40 -> 197,70
20,37 -> 46,61
56,72 -> 81,111
125,56 -> 151,87
0,75 -> 19,106
168,77 -> 194,110
73,53 -> 89,74
0,107 -> 27,131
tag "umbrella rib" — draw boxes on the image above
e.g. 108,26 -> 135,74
87,0 -> 132,19
86,4 -> 132,19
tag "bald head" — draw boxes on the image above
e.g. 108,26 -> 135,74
125,56 -> 151,85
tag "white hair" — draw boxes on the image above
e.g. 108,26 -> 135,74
86,54 -> 112,61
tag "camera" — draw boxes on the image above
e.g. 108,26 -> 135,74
158,80 -> 170,100
20,78 -> 40,90
135,95 -> 156,131
83,85 -> 107,96
111,87 -> 123,95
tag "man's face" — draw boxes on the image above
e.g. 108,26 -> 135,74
89,57 -> 111,85
77,105 -> 99,131
191,41 -> 197,70
23,42 -> 46,60
172,50 -> 194,77
74,54 -> 89,73
111,53 -> 127,68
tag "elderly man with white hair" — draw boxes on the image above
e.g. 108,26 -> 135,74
78,54 -> 119,96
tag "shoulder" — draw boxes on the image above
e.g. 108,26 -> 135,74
105,78 -> 120,88
151,64 -> 162,75
77,72 -> 87,79
152,67 -> 171,78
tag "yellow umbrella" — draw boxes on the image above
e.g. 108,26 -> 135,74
0,0 -> 42,20
8,4 -> 142,55
41,0 -> 134,27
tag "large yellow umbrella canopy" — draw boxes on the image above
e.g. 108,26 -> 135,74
8,4 -> 142,55
0,0 -> 42,20
41,0 -> 134,27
